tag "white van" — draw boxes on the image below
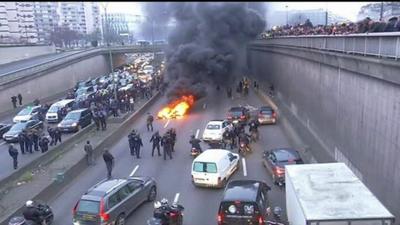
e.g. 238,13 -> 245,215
46,99 -> 75,123
191,149 -> 239,188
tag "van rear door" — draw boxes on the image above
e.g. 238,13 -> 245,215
218,201 -> 261,225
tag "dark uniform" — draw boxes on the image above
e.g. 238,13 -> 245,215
150,131 -> 161,156
54,128 -> 62,145
189,137 -> 202,153
146,114 -> 154,132
133,134 -> 143,158
8,145 -> 19,169
128,133 -> 135,156
18,133 -> 25,154
161,134 -> 173,160
168,128 -> 176,152
11,96 -> 17,108
39,136 -> 49,153
17,93 -> 23,106
32,129 -> 39,151
103,150 -> 114,179
25,132 -> 33,154
222,129 -> 234,149
48,127 -> 55,146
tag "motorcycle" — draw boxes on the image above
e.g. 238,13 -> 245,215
190,147 -> 201,157
9,204 -> 54,225
238,141 -> 251,156
147,201 -> 184,225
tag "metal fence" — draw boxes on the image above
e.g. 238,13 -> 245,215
254,32 -> 400,60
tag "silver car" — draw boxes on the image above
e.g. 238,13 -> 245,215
73,176 -> 157,225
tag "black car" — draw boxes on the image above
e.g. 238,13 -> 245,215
57,108 -> 92,133
0,123 -> 12,138
227,107 -> 250,124
3,120 -> 43,143
262,148 -> 304,186
218,180 -> 271,225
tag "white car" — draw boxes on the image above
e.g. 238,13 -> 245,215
13,106 -> 41,123
191,149 -> 240,188
202,120 -> 229,143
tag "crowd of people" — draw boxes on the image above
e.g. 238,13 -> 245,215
261,16 -> 400,38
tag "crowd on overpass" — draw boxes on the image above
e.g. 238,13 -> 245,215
261,16 -> 400,38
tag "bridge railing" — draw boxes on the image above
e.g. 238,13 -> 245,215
254,32 -> 400,60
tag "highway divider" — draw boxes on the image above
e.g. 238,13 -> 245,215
0,91 -> 161,225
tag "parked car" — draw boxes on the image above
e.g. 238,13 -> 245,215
258,106 -> 277,125
217,180 -> 271,225
3,120 -> 43,143
46,99 -> 75,123
0,123 -> 12,138
75,86 -> 96,98
202,120 -> 229,144
57,108 -> 92,133
73,176 -> 157,225
226,106 -> 250,124
191,149 -> 239,188
262,148 -> 304,186
13,106 -> 42,123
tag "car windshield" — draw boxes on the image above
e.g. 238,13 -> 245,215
77,200 -> 100,214
230,111 -> 243,116
207,124 -> 221,130
48,105 -> 60,113
193,162 -> 217,173
275,150 -> 299,162
17,107 -> 32,116
260,110 -> 273,115
76,89 -> 87,96
10,123 -> 27,132
64,112 -> 80,120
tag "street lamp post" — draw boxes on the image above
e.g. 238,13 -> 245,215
285,5 -> 289,26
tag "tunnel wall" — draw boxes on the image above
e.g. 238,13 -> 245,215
248,44 -> 400,219
0,54 -> 109,111
0,45 -> 56,65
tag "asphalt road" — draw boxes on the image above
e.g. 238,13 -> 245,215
48,88 -> 295,225
0,50 -> 85,76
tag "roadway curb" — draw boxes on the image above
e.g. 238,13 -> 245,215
0,91 -> 160,225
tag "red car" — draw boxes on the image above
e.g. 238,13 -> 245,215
227,107 -> 250,124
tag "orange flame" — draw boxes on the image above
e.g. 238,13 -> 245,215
157,95 -> 195,119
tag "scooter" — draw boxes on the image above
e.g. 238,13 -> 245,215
190,147 -> 201,157
238,141 -> 251,156
8,204 -> 54,225
147,200 -> 184,225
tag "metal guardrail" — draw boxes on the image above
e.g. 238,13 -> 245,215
0,45 -> 165,86
254,32 -> 400,60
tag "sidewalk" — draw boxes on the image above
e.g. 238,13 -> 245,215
0,94 -> 156,223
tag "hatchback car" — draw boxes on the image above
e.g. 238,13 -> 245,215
258,106 -> 277,125
262,148 -> 304,185
227,107 -> 250,124
73,176 -> 157,225
218,180 -> 271,225
3,120 -> 43,142
13,105 -> 41,123
57,108 -> 92,133
192,149 -> 239,188
202,120 -> 229,144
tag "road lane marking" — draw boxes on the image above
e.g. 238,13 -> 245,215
203,103 -> 207,109
130,165 -> 139,177
0,141 -> 6,146
173,193 -> 180,204
242,158 -> 247,177
195,129 -> 200,138
164,119 -> 170,128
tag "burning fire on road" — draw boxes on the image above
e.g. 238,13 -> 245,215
157,95 -> 195,119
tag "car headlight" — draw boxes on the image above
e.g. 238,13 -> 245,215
72,122 -> 78,127
57,123 -> 62,127
13,133 -> 19,137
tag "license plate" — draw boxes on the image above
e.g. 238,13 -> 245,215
83,214 -> 96,221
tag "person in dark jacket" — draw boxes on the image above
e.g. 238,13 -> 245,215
8,144 -> 19,170
103,150 -> 114,179
32,129 -> 40,151
54,127 -> 62,145
18,133 -> 25,154
23,200 -> 45,225
84,140 -> 95,166
133,133 -> 143,158
150,131 -> 161,157
47,127 -> 55,146
25,131 -> 33,154
189,135 -> 202,153
17,93 -> 23,106
146,113 -> 154,132
128,132 -> 135,156
161,133 -> 173,160
11,96 -> 17,108
92,110 -> 100,131
39,135 -> 49,153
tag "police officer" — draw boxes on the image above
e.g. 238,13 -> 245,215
25,131 -> 33,154
18,132 -> 25,154
8,144 -> 19,170
48,127 -> 55,146
146,113 -> 154,132
11,96 -> 17,109
133,133 -> 143,158
150,131 -> 161,157
23,200 -> 46,225
54,127 -> 62,145
248,119 -> 260,142
161,133 -> 172,160
222,129 -> 234,149
32,129 -> 39,151
39,135 -> 49,153
128,132 -> 135,156
17,93 -> 23,106
168,128 -> 176,152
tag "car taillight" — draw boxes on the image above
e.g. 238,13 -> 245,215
72,201 -> 78,215
272,112 -> 277,118
227,115 -> 232,119
240,115 -> 246,119
258,215 -> 265,225
217,213 -> 223,225
99,198 -> 110,222
170,212 -> 177,218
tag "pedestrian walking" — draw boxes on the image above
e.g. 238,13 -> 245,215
133,134 -> 143,158
84,140 -> 95,166
11,96 -> 17,109
8,144 -> 19,170
18,133 -> 25,154
150,131 -> 161,157
54,127 -> 62,145
128,132 -> 135,156
102,150 -> 114,179
17,93 -> 23,106
39,135 -> 49,153
129,96 -> 135,112
146,113 -> 154,132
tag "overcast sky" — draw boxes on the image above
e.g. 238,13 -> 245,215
102,2 -> 374,22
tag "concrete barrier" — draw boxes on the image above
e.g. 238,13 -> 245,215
0,91 -> 160,225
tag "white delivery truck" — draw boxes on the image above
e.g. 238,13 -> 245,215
285,163 -> 395,225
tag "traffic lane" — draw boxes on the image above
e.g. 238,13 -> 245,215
0,50 -> 83,75
49,94 -> 194,224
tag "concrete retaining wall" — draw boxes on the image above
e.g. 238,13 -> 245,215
0,45 -> 56,65
0,54 -> 110,114
248,43 -> 400,219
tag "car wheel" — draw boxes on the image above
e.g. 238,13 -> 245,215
147,186 -> 157,202
116,214 -> 125,225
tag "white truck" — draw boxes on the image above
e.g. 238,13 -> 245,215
285,163 -> 395,225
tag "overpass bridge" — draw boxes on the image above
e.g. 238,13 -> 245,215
248,32 -> 400,219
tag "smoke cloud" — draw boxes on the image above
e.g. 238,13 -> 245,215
143,3 -> 266,101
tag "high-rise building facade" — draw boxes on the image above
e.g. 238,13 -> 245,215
33,2 -> 59,42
